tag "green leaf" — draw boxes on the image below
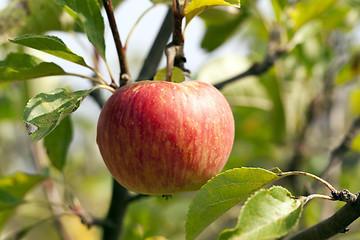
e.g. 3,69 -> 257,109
219,186 -> 304,240
23,88 -> 93,142
288,21 -> 322,50
335,52 -> 360,85
260,71 -> 286,142
44,116 -> 73,171
185,167 -> 280,240
10,35 -> 89,67
0,83 -> 26,120
185,0 -> 241,28
288,0 -> 337,30
0,189 -> 23,210
0,53 -> 66,82
154,67 -> 185,83
55,0 -> 106,58
0,172 -> 45,230
200,9 -> 248,52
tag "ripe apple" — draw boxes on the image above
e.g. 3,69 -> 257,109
96,80 -> 235,195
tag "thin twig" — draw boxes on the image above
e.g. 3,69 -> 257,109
320,116 -> 360,181
102,0 -> 131,86
214,30 -> 286,90
29,142 -> 73,240
213,48 -> 286,89
126,194 -> 149,204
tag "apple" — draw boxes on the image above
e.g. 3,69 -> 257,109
96,80 -> 235,195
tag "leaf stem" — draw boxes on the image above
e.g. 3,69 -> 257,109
305,194 -> 335,203
102,0 -> 131,86
279,171 -> 337,193
95,84 -> 116,93
103,60 -> 117,88
182,0 -> 189,16
66,72 -> 105,85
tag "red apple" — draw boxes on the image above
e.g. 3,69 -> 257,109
96,80 -> 235,195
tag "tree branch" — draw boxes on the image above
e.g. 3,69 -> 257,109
312,116 -> 360,191
213,48 -> 286,90
324,116 -> 360,176
102,179 -> 129,240
137,8 -> 173,81
287,192 -> 360,240
102,0 -> 131,86
29,142 -> 73,240
214,30 -> 286,90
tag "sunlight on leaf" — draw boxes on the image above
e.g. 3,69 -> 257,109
287,0 -> 337,30
10,35 -> 89,67
0,53 -> 66,82
55,0 -> 106,58
23,88 -> 94,142
185,0 -> 240,28
185,167 -> 280,240
219,186 -> 304,240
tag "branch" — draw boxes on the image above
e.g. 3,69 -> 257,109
287,192 -> 360,240
325,116 -> 360,175
214,30 -> 286,90
137,8 -> 173,81
29,143 -> 73,240
102,0 -> 131,86
102,179 -> 129,240
165,0 -> 189,82
313,116 -> 360,191
213,48 -> 286,90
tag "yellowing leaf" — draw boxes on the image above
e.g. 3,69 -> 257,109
154,67 -> 185,83
185,0 -> 240,28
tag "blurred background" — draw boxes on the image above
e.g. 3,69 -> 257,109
1,0 -> 360,239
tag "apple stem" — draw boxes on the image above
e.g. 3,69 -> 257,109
165,0 -> 190,82
102,0 -> 131,87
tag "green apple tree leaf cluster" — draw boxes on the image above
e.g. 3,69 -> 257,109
0,0 -> 360,240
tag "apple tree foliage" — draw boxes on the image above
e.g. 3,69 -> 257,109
0,0 -> 360,239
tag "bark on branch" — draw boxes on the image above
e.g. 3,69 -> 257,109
287,192 -> 360,240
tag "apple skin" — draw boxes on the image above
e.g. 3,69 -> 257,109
96,80 -> 234,195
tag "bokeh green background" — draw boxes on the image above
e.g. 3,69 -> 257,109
1,0 -> 360,239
